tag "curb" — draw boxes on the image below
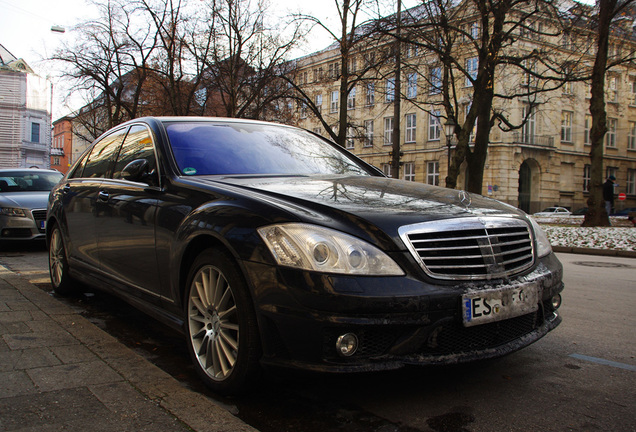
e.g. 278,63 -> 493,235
552,246 -> 636,258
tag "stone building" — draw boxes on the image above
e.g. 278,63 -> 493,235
51,116 -> 93,174
0,44 -> 52,169
292,2 -> 636,214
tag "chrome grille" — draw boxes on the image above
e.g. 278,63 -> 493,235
399,217 -> 535,280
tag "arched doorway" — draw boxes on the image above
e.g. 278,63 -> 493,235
518,159 -> 541,213
518,161 -> 531,213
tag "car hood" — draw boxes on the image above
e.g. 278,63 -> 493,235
210,175 -> 528,243
0,192 -> 51,209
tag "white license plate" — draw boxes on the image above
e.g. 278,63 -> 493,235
462,285 -> 539,327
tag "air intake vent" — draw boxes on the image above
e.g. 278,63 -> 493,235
399,217 -> 535,280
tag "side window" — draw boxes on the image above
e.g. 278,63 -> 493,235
113,125 -> 158,185
68,151 -> 90,179
81,128 -> 128,179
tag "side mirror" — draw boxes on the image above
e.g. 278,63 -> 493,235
121,159 -> 152,184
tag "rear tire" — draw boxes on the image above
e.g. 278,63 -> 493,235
184,248 -> 261,395
48,224 -> 76,296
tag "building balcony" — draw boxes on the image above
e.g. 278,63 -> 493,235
511,132 -> 555,148
21,141 -> 49,152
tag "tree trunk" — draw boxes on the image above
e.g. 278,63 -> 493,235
391,0 -> 402,180
582,0 -> 615,227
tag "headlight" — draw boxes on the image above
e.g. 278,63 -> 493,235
0,207 -> 27,217
529,217 -> 552,258
258,223 -> 404,276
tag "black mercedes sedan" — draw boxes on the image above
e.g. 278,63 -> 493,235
47,117 -> 564,394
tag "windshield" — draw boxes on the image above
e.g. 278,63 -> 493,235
165,122 -> 376,177
0,171 -> 63,192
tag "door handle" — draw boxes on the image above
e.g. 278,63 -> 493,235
98,191 -> 109,202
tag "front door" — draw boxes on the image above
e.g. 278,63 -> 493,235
518,161 -> 531,213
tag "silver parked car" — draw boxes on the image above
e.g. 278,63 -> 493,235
0,169 -> 63,241
533,206 -> 571,217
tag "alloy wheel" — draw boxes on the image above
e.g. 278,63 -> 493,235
187,264 -> 240,381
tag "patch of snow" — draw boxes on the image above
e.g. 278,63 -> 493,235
532,216 -> 636,251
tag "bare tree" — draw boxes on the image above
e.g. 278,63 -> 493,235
192,0 -> 304,119
51,0 -> 159,139
583,0 -> 636,227
284,0 -> 387,146
381,0 -> 589,193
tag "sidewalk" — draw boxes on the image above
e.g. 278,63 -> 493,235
0,264 -> 257,432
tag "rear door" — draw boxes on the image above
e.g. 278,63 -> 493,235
61,127 -> 128,270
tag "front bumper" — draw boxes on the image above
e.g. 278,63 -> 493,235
244,253 -> 564,373
0,212 -> 46,241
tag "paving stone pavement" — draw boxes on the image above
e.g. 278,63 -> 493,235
0,264 -> 257,432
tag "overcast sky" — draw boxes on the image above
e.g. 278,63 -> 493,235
1,0 -> 421,117
0,0 -> 590,118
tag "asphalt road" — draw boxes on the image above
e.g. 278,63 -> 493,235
1,243 -> 634,432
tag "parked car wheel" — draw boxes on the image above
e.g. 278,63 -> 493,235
185,248 -> 261,394
48,224 -> 76,295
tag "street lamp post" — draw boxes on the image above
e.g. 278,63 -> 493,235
444,119 -> 455,185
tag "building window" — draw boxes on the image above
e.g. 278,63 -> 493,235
465,57 -> 478,87
627,169 -> 636,195
470,22 -> 479,39
629,122 -> 636,150
386,78 -> 395,103
561,111 -> 573,143
330,91 -> 339,113
315,94 -> 323,113
561,32 -> 571,50
52,156 -> 61,166
430,67 -> 442,95
366,83 -> 375,106
346,127 -> 355,149
606,166 -> 618,182
31,122 -> 40,143
429,111 -> 441,141
630,77 -> 636,106
364,120 -> 374,147
583,164 -> 591,192
349,57 -> 357,74
584,115 -> 591,145
427,162 -> 439,186
384,117 -> 394,146
347,87 -> 356,110
607,76 -> 618,103
562,75 -> 573,95
605,118 -> 617,148
300,103 -> 308,119
405,113 -> 416,143
407,73 -> 417,99
382,163 -> 392,178
403,162 -> 415,181
521,105 -> 535,143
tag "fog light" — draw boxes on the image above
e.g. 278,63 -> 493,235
336,333 -> 358,357
551,294 -> 562,309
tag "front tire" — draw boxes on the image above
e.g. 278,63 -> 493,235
185,248 -> 261,394
48,224 -> 76,296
